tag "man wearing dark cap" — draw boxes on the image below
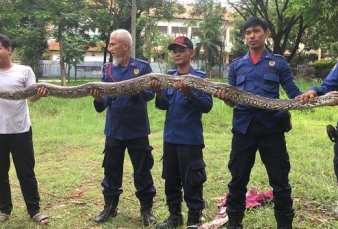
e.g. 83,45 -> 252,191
150,36 -> 213,229
167,36 -> 194,50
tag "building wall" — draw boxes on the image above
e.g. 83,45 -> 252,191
156,17 -> 233,64
49,51 -> 109,62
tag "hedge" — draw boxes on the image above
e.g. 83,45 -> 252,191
313,59 -> 336,78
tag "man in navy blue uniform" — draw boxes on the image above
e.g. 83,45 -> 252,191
213,17 -> 302,229
300,62 -> 338,182
150,36 -> 213,229
90,29 -> 157,226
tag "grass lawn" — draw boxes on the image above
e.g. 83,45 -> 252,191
2,78 -> 338,229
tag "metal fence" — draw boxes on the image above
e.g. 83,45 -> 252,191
294,65 -> 314,79
39,60 -> 103,78
38,61 -> 206,78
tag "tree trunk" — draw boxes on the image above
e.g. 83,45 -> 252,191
75,65 -> 77,81
67,64 -> 71,82
131,0 -> 136,57
58,25 -> 67,86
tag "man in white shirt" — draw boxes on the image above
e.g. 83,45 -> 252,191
0,34 -> 50,225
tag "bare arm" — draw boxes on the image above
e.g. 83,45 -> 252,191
28,87 -> 49,102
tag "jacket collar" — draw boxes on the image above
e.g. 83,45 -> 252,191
243,49 -> 272,60
173,65 -> 194,75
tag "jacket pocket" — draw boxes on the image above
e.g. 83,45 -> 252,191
236,74 -> 246,90
263,73 -> 279,94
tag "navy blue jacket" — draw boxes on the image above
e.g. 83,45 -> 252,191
155,67 -> 213,145
309,62 -> 338,94
94,57 -> 154,140
229,49 -> 302,134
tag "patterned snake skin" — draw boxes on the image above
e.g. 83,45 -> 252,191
0,73 -> 337,110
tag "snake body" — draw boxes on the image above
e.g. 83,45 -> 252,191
0,73 -> 337,110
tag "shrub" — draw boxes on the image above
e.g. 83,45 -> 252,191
313,59 -> 336,79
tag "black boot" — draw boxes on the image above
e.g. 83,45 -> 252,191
327,124 -> 338,142
186,210 -> 202,229
140,200 -> 157,226
156,204 -> 183,229
226,209 -> 244,229
93,195 -> 119,223
274,212 -> 294,229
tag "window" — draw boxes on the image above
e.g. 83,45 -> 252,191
171,26 -> 188,37
157,26 -> 167,34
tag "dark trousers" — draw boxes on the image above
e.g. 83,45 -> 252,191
333,143 -> 338,182
226,120 -> 294,214
101,136 -> 156,203
162,142 -> 206,211
0,128 -> 40,217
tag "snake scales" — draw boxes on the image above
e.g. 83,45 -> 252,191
0,73 -> 337,110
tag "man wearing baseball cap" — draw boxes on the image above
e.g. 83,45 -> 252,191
150,36 -> 213,229
167,36 -> 194,50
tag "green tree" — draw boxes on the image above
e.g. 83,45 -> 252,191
138,0 -> 185,62
226,0 -> 316,62
329,42 -> 338,60
87,0 -> 185,63
63,37 -> 86,80
0,0 -> 48,80
190,0 -> 226,77
86,0 -> 132,64
31,0 -> 94,85
287,0 -> 338,59
0,0 -> 21,35
151,34 -> 176,73
228,14 -> 247,58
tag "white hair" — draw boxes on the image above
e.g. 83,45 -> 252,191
110,29 -> 132,50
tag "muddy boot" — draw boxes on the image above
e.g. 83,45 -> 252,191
186,210 -> 202,229
140,199 -> 157,226
274,211 -> 294,229
156,204 -> 183,229
93,195 -> 119,223
226,209 -> 244,229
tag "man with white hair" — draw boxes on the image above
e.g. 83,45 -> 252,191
91,29 -> 157,226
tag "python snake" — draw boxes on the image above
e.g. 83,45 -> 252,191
0,73 -> 337,110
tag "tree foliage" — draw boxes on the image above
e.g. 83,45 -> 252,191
86,0 -> 185,62
329,42 -> 338,60
138,0 -> 185,61
0,0 -> 186,82
288,0 -> 338,58
86,0 -> 132,64
1,0 -> 337,80
189,0 -> 226,76
228,14 -> 247,58
0,0 -> 48,80
31,0 -> 96,85
226,0 -> 316,63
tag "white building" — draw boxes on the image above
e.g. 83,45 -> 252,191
154,4 -> 234,63
47,39 -> 108,62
